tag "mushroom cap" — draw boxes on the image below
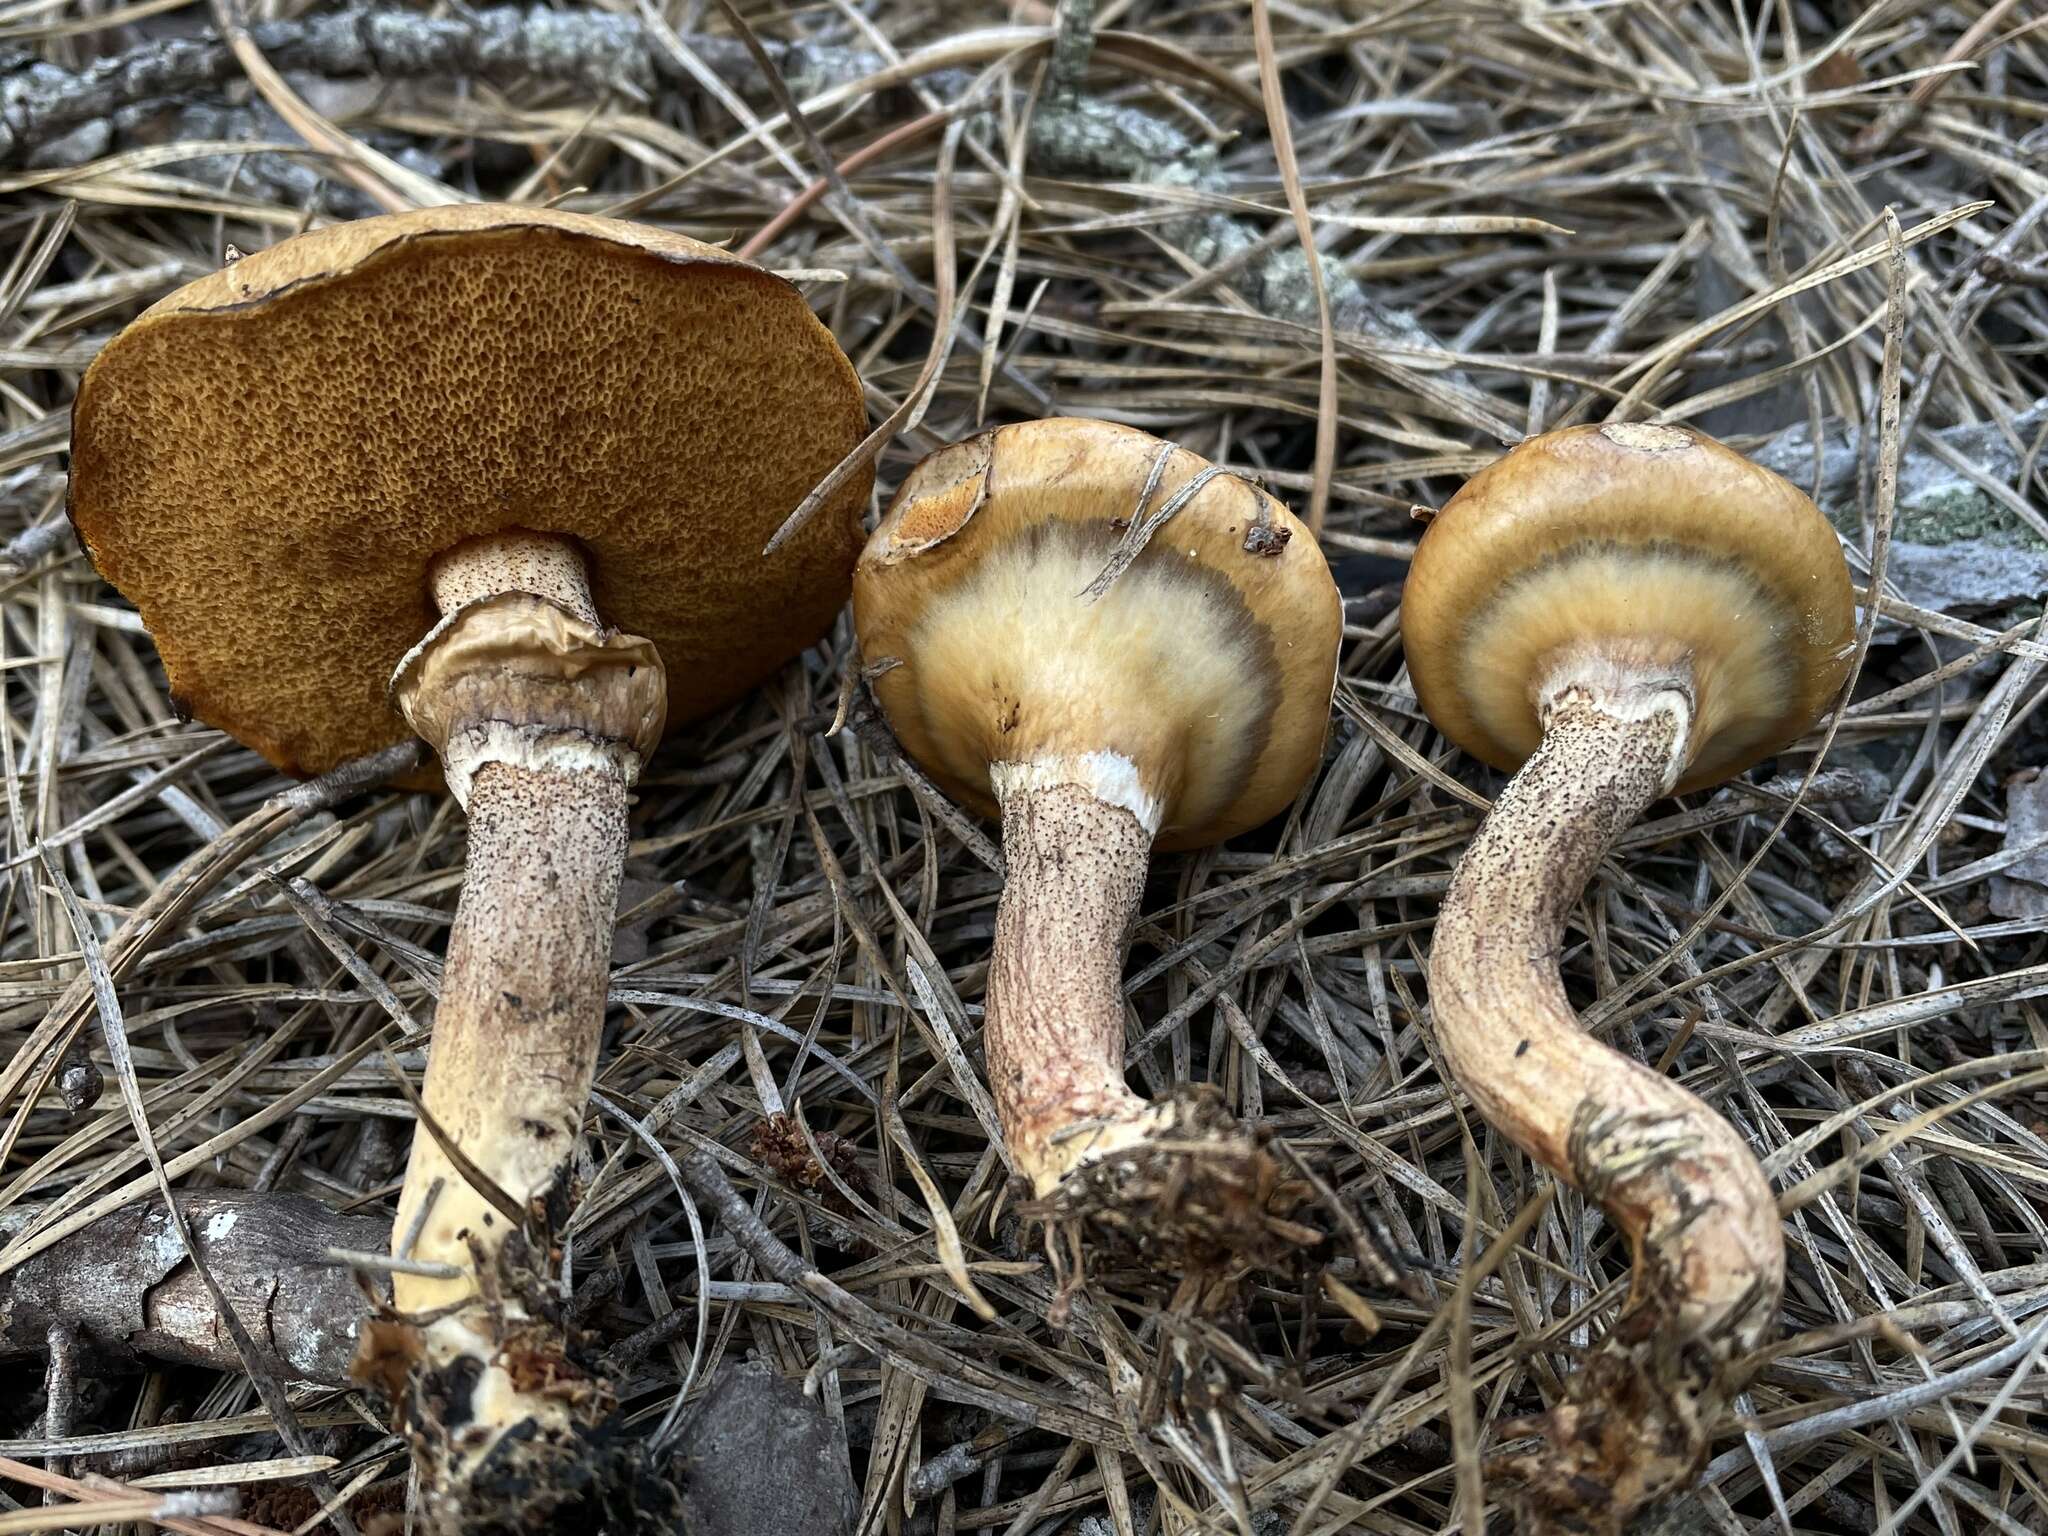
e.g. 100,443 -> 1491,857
1401,422 -> 1856,794
853,417 -> 1343,852
69,204 -> 870,782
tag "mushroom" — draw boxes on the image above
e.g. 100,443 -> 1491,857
67,204 -> 870,1529
853,417 -> 1342,1278
1401,422 -> 1855,1531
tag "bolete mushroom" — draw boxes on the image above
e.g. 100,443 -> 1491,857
853,417 -> 1342,1277
67,204 -> 870,1530
1401,422 -> 1856,1532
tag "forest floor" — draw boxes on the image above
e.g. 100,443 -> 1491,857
1,2 -> 2046,1534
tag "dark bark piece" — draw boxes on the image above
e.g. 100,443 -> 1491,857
0,1192 -> 387,1387
1992,767 -> 2048,919
673,1361 -> 856,1536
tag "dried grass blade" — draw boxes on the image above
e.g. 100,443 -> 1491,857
883,1093 -> 997,1321
1250,0 -> 1334,535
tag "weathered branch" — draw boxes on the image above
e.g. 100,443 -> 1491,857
0,1191 -> 387,1388
0,7 -> 899,167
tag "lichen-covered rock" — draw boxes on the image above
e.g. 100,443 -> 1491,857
1751,402 -> 2048,549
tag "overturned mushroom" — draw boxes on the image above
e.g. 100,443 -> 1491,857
854,418 -> 1342,1279
68,204 -> 869,1532
1402,422 -> 1856,1532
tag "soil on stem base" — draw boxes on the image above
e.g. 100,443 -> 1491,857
1024,1084 -> 1320,1309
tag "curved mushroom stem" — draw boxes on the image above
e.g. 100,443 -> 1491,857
359,532 -> 669,1534
1428,666 -> 1782,1534
987,765 -> 1310,1290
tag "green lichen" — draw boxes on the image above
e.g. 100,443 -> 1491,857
1758,404 -> 2048,551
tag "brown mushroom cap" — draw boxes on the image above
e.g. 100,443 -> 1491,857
1401,421 -> 1856,794
853,417 -> 1343,852
69,204 -> 870,781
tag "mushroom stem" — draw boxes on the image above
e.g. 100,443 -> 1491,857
983,758 -> 1306,1278
390,763 -> 626,1309
429,528 -> 600,624
986,769 -> 1157,1195
1428,662 -> 1782,1532
369,531 -> 667,1531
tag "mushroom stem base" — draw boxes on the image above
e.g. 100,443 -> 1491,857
987,779 -> 1315,1297
1428,679 -> 1783,1534
1022,1084 -> 1316,1305
356,1312 -> 679,1536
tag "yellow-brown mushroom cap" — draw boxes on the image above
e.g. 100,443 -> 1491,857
69,203 -> 870,782
853,417 -> 1343,852
1401,422 -> 1856,795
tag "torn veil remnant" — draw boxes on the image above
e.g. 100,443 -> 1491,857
67,203 -> 870,1534
1401,422 -> 1856,1535
854,417 -> 1342,1291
